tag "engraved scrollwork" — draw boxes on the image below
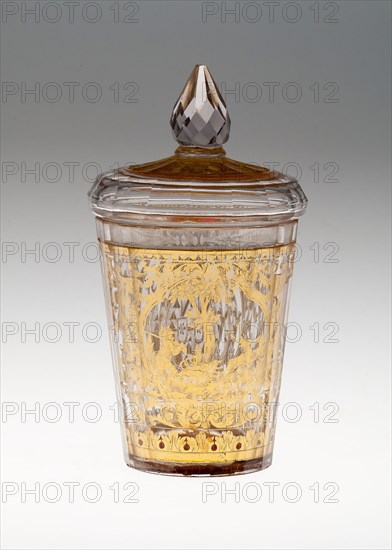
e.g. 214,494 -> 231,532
104,243 -> 295,463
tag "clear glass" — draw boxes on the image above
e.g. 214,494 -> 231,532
90,146 -> 307,476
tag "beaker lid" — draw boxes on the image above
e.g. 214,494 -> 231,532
89,65 -> 307,227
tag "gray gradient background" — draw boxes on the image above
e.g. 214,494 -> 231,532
1,1 -> 391,549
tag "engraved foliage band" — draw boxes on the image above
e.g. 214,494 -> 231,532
170,64 -> 231,147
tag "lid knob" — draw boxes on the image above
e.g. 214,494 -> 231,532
170,64 -> 231,147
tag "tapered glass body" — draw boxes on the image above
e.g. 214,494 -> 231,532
90,146 -> 306,475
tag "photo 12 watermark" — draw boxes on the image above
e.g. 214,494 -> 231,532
1,160 -> 340,185
1,82 -> 140,103
1,240 -> 341,264
201,480 -> 340,503
201,2 -> 340,24
1,481 -> 140,503
1,399 -> 340,425
1,1 -> 140,24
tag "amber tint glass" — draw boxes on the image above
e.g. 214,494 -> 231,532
90,64 -> 307,476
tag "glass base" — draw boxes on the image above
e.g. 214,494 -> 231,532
126,454 -> 273,477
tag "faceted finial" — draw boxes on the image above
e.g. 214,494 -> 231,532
170,64 -> 231,147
